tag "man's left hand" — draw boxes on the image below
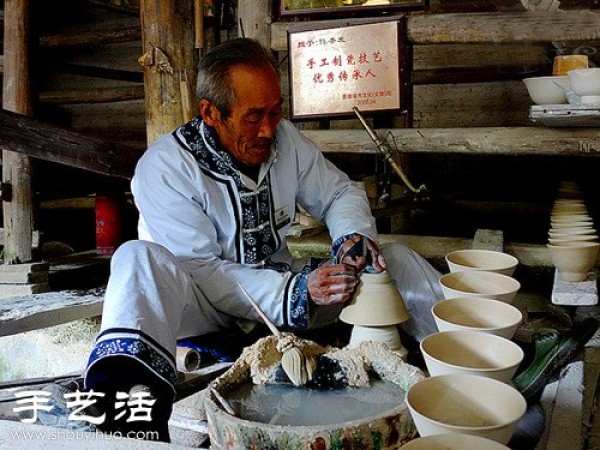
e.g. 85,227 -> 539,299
336,235 -> 387,273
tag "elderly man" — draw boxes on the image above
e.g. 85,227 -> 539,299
83,37 -> 442,441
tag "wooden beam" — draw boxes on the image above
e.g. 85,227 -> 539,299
39,18 -> 141,48
270,11 -> 600,51
139,0 -> 197,145
238,0 -> 272,46
300,127 -> 600,157
3,0 -> 34,264
39,85 -> 145,104
407,11 -> 600,44
0,109 -> 143,179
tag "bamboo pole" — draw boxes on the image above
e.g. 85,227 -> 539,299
2,0 -> 34,264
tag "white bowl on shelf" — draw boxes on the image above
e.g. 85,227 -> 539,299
568,68 -> 600,97
445,249 -> 519,276
432,297 -> 523,339
420,330 -> 524,383
523,76 -> 569,104
400,433 -> 510,450
439,271 -> 521,303
406,374 -> 527,444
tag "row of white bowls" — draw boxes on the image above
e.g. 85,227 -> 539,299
523,67 -> 600,105
405,250 -> 526,448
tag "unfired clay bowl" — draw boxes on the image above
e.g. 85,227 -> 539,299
420,330 -> 524,383
549,227 -> 597,238
401,433 -> 510,450
569,68 -> 600,97
432,297 -> 523,339
550,213 -> 591,220
547,241 -> 600,282
439,271 -> 521,303
548,235 -> 599,245
406,374 -> 527,444
445,249 -> 518,276
550,220 -> 594,229
523,76 -> 569,104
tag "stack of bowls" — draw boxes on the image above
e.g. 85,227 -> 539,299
547,182 -> 599,282
405,250 -> 526,445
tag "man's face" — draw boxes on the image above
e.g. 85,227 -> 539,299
209,65 -> 283,167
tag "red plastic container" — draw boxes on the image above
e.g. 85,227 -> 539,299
95,195 -> 121,255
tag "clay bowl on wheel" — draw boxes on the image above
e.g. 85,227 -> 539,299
420,330 -> 524,383
406,374 -> 527,445
439,271 -> 521,303
445,249 -> 519,276
432,297 -> 523,339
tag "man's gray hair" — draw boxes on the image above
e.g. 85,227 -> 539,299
196,38 -> 280,119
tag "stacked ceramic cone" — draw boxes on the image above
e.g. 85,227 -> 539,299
547,181 -> 600,282
339,271 -> 410,358
404,250 -> 526,446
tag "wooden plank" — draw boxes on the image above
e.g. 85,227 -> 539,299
39,17 -> 141,48
0,288 -> 104,337
2,0 -> 34,264
270,11 -> 600,51
238,0 -> 272,45
0,271 -> 48,284
0,283 -> 50,300
413,43 -> 550,71
301,127 -> 600,157
0,108 -> 143,179
39,85 -> 145,104
287,232 -> 553,267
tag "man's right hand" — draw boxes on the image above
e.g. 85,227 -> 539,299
307,263 -> 358,306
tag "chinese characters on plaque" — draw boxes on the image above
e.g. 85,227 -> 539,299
288,20 -> 406,119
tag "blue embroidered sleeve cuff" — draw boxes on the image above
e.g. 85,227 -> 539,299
287,266 -> 312,329
332,233 -> 363,262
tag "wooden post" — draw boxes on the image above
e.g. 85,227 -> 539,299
2,0 -> 34,264
139,0 -> 198,145
237,0 -> 272,47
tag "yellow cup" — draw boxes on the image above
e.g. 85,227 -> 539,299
553,55 -> 589,76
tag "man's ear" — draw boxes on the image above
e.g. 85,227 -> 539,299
199,99 -> 221,127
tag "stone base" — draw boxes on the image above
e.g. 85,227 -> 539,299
551,270 -> 598,306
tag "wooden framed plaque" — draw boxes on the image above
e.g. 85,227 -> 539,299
287,19 -> 408,120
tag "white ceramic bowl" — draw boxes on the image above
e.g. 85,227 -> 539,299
550,214 -> 592,222
568,68 -> 600,97
445,249 -> 519,276
420,330 -> 524,383
548,227 -> 597,238
548,235 -> 599,245
439,271 -> 521,303
401,433 -> 510,450
523,76 -> 569,104
547,241 -> 600,282
406,374 -> 527,444
550,220 -> 594,229
432,297 -> 523,339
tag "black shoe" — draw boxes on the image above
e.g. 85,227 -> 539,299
512,317 -> 600,402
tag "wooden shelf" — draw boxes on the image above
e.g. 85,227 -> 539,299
301,126 -> 600,157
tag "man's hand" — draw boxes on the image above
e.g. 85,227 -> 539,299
307,263 -> 358,305
336,235 -> 387,273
